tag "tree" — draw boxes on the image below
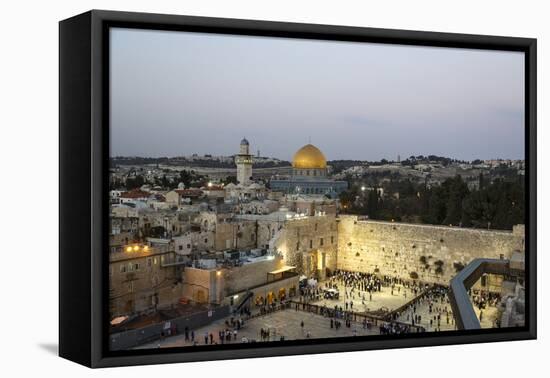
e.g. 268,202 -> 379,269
221,176 -> 237,185
366,189 -> 380,218
126,175 -> 145,190
443,175 -> 469,225
339,188 -> 358,212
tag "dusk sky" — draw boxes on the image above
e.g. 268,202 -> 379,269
110,27 -> 525,161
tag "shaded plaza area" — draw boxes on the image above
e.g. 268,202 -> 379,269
394,288 -> 501,332
136,308 -> 381,349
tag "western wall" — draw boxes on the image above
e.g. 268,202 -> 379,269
336,215 -> 525,287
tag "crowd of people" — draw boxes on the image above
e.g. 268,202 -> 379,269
392,285 -> 453,331
471,290 -> 501,310
302,269 -> 431,317
164,269 -> 508,348
379,322 -> 413,335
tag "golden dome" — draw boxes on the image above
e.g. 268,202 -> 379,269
292,144 -> 327,169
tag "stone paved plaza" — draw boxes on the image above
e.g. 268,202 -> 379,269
136,276 -> 505,350
395,293 -> 500,331
136,309 -> 380,349
311,280 -> 413,314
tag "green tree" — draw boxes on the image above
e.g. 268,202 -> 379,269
366,190 -> 380,218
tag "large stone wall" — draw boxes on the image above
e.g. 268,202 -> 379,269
272,215 -> 339,277
337,216 -> 525,286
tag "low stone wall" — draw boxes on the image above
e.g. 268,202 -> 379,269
224,275 -> 300,306
110,305 -> 231,351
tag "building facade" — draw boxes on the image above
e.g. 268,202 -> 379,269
270,143 -> 347,195
235,138 -> 253,186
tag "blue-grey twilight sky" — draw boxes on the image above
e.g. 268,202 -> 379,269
110,27 -> 525,161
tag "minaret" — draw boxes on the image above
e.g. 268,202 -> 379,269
235,138 -> 253,185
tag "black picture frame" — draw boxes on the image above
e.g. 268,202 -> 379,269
59,9 -> 537,368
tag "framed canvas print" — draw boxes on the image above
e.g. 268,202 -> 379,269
59,10 -> 537,368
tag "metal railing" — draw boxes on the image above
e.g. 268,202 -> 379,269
448,258 -> 509,330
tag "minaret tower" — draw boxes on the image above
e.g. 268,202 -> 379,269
235,138 -> 253,185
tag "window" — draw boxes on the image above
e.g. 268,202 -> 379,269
128,282 -> 133,293
187,244 -> 191,249
147,258 -> 152,267
178,245 -> 183,250
134,263 -> 140,271
331,236 -> 334,244
204,238 -> 208,243
315,223 -> 318,231
127,263 -> 134,272
120,265 -> 126,273
309,240 -> 313,248
154,257 -> 158,265
320,238 -> 324,246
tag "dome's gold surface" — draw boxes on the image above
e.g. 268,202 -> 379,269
292,144 -> 327,169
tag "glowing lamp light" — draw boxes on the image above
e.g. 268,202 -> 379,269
126,246 -> 132,253
133,245 -> 139,252
208,182 -> 213,188
216,271 -> 222,276
143,245 -> 149,251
